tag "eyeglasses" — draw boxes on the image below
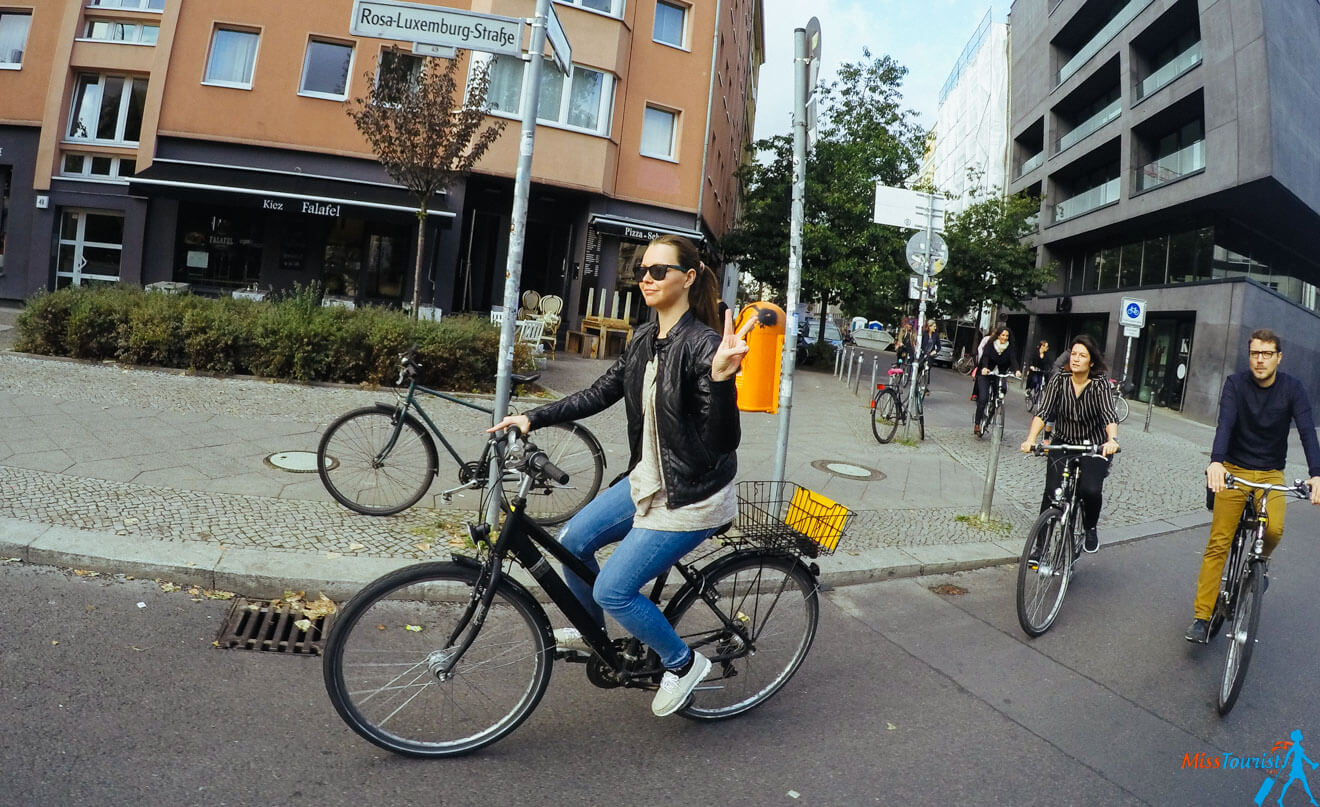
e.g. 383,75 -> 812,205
639,264 -> 686,281
1249,350 -> 1278,360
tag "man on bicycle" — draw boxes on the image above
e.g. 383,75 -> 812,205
1185,329 -> 1320,643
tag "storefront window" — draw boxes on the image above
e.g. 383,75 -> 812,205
175,207 -> 263,289
323,218 -> 409,302
1095,246 -> 1120,290
612,241 -> 646,325
1141,235 -> 1168,286
1119,242 -> 1143,287
0,167 -> 9,271
1167,227 -> 1211,283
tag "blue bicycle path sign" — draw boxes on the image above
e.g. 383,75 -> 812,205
1120,296 -> 1147,328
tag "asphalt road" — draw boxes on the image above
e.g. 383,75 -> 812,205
6,501 -> 1319,806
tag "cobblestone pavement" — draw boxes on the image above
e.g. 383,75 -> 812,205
0,348 -> 1262,564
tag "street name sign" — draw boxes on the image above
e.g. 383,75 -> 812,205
873,184 -> 945,232
544,2 -> 572,76
351,0 -> 525,58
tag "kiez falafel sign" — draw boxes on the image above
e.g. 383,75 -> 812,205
350,0 -> 524,58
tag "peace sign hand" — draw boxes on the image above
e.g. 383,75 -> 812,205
711,308 -> 756,382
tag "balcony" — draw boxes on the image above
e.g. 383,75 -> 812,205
1054,177 -> 1120,222
1135,140 -> 1204,191
1137,41 -> 1201,100
1056,98 -> 1121,153
1018,150 -> 1045,178
1058,0 -> 1155,85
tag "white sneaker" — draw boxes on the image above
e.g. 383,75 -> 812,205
553,627 -> 591,653
651,651 -> 712,717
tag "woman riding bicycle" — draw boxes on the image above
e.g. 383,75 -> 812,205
490,234 -> 752,717
1026,340 -> 1052,403
1019,334 -> 1120,553
973,326 -> 1020,436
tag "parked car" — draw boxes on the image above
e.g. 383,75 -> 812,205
800,318 -> 843,347
931,337 -> 955,367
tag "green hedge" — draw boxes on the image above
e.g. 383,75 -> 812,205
14,284 -> 534,392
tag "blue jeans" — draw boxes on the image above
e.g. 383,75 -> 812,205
557,478 -> 719,669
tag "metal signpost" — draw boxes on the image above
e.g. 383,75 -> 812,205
1119,296 -> 1149,432
352,0 -> 569,528
773,19 -> 820,484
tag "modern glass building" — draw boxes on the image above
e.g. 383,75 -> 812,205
1007,0 -> 1320,421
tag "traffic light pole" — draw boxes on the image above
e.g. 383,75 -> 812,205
772,26 -> 807,484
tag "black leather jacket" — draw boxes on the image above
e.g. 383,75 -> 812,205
526,310 -> 740,508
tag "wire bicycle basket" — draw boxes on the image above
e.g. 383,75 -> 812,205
733,481 -> 855,557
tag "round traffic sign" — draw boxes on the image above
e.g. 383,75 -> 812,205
1125,302 -> 1141,319
905,232 -> 947,276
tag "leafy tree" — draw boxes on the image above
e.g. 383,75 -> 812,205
348,49 -> 507,317
934,191 -> 1055,322
724,50 -> 924,342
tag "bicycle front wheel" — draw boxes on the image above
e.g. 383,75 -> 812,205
318,406 -> 439,516
666,552 -> 819,720
1217,562 -> 1265,715
1016,507 -> 1073,637
979,397 -> 998,439
1113,394 -> 1130,424
323,562 -> 552,757
871,388 -> 900,444
503,422 -> 605,525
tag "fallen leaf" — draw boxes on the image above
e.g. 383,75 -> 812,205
886,722 -> 897,731
301,594 -> 338,620
159,582 -> 181,593
787,792 -> 800,799
404,624 -> 423,632
414,542 -> 433,552
348,543 -> 366,552
128,645 -> 145,652
72,569 -> 99,577
4,557 -> 22,563
51,641 -> 59,646
293,618 -> 313,632
376,624 -> 387,631
84,605 -> 96,613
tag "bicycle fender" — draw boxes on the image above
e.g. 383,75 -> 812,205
449,554 -> 554,638
564,420 -> 607,470
662,548 -> 816,621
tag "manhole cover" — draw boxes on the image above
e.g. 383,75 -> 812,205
216,598 -> 334,655
264,451 -> 328,473
810,459 -> 885,481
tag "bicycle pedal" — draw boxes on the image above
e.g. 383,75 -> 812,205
555,648 -> 592,663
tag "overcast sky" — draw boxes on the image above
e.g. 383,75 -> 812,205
753,0 -> 1014,142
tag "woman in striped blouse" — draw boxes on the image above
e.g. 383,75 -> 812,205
1018,334 -> 1120,553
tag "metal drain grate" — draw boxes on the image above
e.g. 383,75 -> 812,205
216,598 -> 334,655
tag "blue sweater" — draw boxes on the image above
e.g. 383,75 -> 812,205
1210,370 -> 1320,477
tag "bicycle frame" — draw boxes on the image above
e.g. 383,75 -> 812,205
434,465 -> 760,682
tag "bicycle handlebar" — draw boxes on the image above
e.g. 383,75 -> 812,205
497,426 -> 571,486
1031,442 -> 1120,456
1223,473 -> 1312,499
395,344 -> 420,386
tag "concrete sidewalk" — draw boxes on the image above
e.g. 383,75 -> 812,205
2,319 -> 1272,599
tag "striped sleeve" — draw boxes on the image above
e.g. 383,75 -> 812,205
1094,378 -> 1119,427
1038,373 -> 1064,421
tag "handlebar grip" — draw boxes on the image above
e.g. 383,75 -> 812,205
529,452 -> 569,485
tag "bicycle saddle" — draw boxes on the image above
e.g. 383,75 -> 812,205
511,372 -> 541,385
887,368 -> 904,376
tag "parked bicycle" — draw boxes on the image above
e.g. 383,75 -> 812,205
316,348 -> 605,526
871,363 -> 924,443
1015,443 -> 1116,636
322,429 -> 853,757
1108,378 -> 1130,424
976,369 -> 1015,439
1206,473 -> 1311,715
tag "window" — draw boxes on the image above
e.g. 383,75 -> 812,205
67,74 -> 148,145
87,0 -> 165,10
56,210 -> 124,288
654,1 -> 686,48
377,48 -> 423,94
555,0 -> 621,16
641,105 -> 677,159
481,56 -> 614,136
204,29 -> 259,88
61,153 -> 137,180
82,20 -> 160,45
0,12 -> 31,67
300,39 -> 353,100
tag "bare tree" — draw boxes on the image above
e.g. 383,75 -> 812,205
348,48 -> 507,317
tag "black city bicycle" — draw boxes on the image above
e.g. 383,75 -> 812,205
317,349 -> 605,525
1015,443 -> 1114,637
871,363 -> 924,443
1025,371 -> 1046,414
977,369 -> 1015,438
1108,378 -> 1131,424
1207,473 -> 1311,715
322,430 -> 853,757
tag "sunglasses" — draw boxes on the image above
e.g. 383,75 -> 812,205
639,263 -> 687,281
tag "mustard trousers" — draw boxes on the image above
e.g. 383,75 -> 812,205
1193,464 -> 1285,620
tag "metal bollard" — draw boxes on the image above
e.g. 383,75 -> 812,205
834,346 -> 843,378
979,397 -> 1005,521
1143,394 -> 1154,433
853,355 -> 864,395
870,356 -> 878,395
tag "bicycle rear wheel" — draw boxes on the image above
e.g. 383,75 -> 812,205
502,421 -> 605,525
323,561 -> 552,757
1217,562 -> 1264,715
1016,507 -> 1073,637
1113,394 -> 1130,424
979,396 -> 998,439
871,388 -> 900,444
666,552 -> 819,720
318,405 -> 438,516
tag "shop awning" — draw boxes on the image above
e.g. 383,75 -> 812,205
128,159 -> 456,220
588,213 -> 705,243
